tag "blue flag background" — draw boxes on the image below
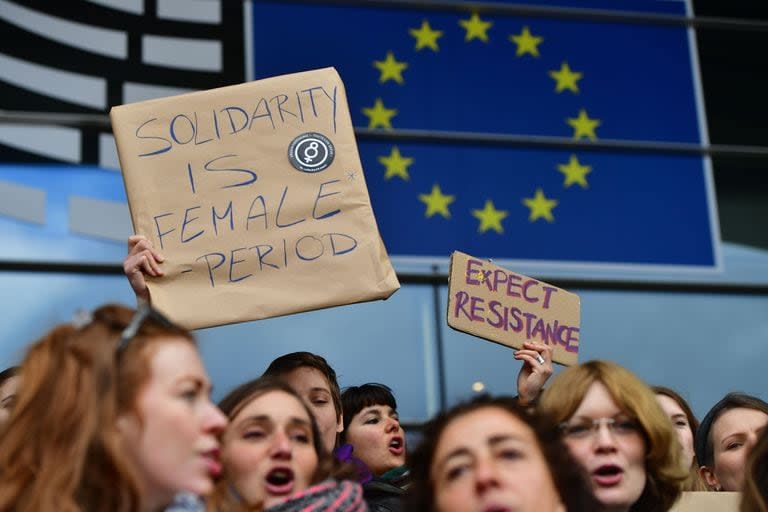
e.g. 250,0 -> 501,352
257,1 -> 716,267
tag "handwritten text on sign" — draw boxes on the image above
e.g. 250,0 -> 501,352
111,68 -> 399,329
447,251 -> 580,366
132,84 -> 349,288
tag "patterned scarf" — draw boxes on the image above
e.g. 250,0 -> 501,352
266,479 -> 368,512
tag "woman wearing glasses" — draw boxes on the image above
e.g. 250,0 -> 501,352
0,303 -> 227,512
539,360 -> 687,512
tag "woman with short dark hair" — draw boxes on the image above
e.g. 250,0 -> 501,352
341,383 -> 408,512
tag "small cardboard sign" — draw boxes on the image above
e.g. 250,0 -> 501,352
110,67 -> 400,329
447,251 -> 580,366
670,492 -> 740,512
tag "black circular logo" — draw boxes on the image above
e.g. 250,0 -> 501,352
288,132 -> 335,173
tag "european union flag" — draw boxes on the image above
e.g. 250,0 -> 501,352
250,1 -> 718,268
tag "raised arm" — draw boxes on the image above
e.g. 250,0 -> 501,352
123,235 -> 165,303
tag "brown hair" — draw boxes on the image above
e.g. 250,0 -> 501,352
0,367 -> 18,388
742,428 -> 768,512
262,352 -> 342,423
207,377 -> 335,512
695,393 -> 768,470
405,395 -> 601,512
539,360 -> 687,511
0,303 -> 194,512
652,385 -> 708,491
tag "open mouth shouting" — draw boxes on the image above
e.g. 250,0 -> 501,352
389,436 -> 405,456
265,466 -> 296,496
201,448 -> 222,478
592,464 -> 624,487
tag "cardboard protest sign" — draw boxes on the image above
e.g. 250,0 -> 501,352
110,67 -> 400,329
447,251 -> 580,366
670,492 -> 740,512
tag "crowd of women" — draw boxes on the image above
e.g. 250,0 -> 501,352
0,236 -> 764,511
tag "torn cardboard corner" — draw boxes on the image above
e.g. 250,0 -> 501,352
111,67 -> 400,329
447,251 -> 580,366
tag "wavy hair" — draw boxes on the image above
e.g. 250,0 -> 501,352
0,303 -> 193,512
540,360 -> 688,511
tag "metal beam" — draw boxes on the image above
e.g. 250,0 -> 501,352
3,110 -> 768,159
1,260 -> 767,295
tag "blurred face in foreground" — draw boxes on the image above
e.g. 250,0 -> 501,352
222,389 -> 319,508
431,406 -> 565,512
118,339 -> 227,509
561,382 -> 646,512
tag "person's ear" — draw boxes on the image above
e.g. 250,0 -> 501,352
336,411 -> 344,434
699,465 -> 722,491
115,412 -> 139,438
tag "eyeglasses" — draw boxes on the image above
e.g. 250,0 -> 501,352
559,416 -> 641,440
118,303 -> 176,352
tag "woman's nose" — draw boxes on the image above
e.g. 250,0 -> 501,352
205,402 -> 228,435
474,458 -> 500,494
385,416 -> 400,432
269,431 -> 293,459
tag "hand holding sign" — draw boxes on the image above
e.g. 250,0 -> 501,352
515,341 -> 554,405
123,235 -> 165,302
111,68 -> 400,329
447,251 -> 580,366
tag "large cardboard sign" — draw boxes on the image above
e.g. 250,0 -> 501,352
447,251 -> 580,366
111,68 -> 400,329
670,492 -> 740,512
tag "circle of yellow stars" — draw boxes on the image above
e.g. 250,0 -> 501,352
362,12 -> 604,233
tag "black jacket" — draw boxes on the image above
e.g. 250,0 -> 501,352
363,478 -> 404,512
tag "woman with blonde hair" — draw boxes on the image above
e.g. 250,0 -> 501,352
0,303 -> 226,512
539,360 -> 687,511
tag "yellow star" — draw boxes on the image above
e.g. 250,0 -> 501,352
509,26 -> 543,57
459,12 -> 493,43
522,188 -> 558,223
472,199 -> 509,234
373,51 -> 408,84
378,146 -> 413,181
557,155 -> 591,189
549,62 -> 583,94
418,184 -> 455,218
362,98 -> 397,129
409,20 -> 443,52
567,109 -> 601,140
